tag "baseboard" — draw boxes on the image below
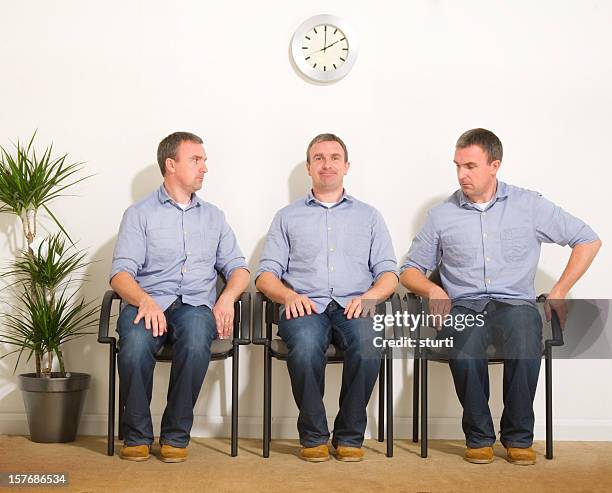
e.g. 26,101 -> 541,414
2,414 -> 612,441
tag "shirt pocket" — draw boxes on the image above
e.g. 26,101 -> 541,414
147,227 -> 177,258
289,227 -> 320,262
342,225 -> 371,260
501,226 -> 530,263
442,234 -> 477,269
201,231 -> 219,262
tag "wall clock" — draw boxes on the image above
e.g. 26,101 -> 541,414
291,14 -> 358,83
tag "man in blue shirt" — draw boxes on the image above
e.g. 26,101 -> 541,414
400,128 -> 601,465
256,133 -> 398,462
110,132 -> 250,462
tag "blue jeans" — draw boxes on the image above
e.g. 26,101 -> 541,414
117,297 -> 217,447
278,300 -> 382,448
443,302 -> 542,448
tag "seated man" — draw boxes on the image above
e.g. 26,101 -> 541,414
256,133 -> 398,462
110,131 -> 249,462
400,128 -> 601,465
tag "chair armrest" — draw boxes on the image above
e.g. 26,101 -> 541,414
232,292 -> 251,345
252,291 -> 268,345
538,293 -> 565,348
98,290 -> 120,345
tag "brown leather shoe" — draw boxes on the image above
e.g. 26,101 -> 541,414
120,444 -> 150,462
506,446 -> 536,465
465,446 -> 494,464
160,444 -> 188,463
300,444 -> 330,462
334,445 -> 365,462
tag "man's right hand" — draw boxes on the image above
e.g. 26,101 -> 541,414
427,285 -> 451,330
283,292 -> 318,319
133,295 -> 167,337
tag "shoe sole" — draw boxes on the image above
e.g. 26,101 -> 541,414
507,458 -> 536,466
120,455 -> 150,462
302,455 -> 330,462
160,456 -> 187,463
336,456 -> 363,462
465,457 -> 494,464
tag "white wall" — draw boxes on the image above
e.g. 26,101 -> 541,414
1,0 -> 611,440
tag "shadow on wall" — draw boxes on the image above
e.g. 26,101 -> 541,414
62,163 -> 162,412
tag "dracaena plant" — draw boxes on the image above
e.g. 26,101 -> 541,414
0,132 -> 97,377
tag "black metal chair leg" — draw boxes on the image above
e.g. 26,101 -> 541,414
546,349 -> 553,459
378,358 -> 385,442
231,344 -> 239,457
421,358 -> 428,458
118,380 -> 124,441
107,344 -> 116,456
413,357 -> 419,443
386,353 -> 393,457
263,345 -> 272,458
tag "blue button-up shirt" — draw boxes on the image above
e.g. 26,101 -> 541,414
256,191 -> 398,313
110,185 -> 248,310
401,181 -> 599,311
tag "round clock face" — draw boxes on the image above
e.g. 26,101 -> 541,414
291,15 -> 358,83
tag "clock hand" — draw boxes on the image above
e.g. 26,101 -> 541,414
308,39 -> 344,56
323,25 -> 327,52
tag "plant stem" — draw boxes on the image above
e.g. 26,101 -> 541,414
56,349 -> 66,377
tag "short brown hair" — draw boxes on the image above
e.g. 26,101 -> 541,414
157,131 -> 203,176
456,128 -> 503,163
306,133 -> 348,163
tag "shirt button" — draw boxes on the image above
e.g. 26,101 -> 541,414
486,257 -> 490,262
182,267 -> 187,273
330,247 -> 335,252
483,233 -> 487,238
486,278 -> 491,284
328,226 -> 332,231
482,211 -> 487,216
330,266 -> 335,272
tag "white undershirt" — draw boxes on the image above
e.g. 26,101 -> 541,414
319,201 -> 338,208
177,202 -> 189,210
471,199 -> 493,211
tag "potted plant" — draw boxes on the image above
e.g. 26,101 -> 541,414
0,132 -> 98,442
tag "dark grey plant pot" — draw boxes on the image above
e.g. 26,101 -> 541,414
18,372 -> 90,443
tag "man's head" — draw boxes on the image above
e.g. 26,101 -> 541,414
306,133 -> 350,194
157,131 -> 207,194
454,128 -> 503,202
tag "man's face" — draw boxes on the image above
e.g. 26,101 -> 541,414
306,140 -> 349,193
453,145 -> 499,201
166,140 -> 208,193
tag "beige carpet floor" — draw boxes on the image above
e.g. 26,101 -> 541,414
1,437 -> 611,493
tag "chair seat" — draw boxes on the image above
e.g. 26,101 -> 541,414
154,339 -> 234,361
269,339 -> 345,362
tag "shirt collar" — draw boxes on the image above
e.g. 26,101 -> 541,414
157,184 -> 202,209
305,189 -> 353,207
457,180 -> 508,208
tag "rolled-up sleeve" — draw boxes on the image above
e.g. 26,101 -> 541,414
534,195 -> 599,247
215,212 -> 249,280
110,207 -> 146,281
256,211 -> 289,281
369,210 -> 398,280
400,210 -> 441,274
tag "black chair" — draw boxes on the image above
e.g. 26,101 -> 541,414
252,292 -> 401,458
405,271 -> 564,459
97,289 -> 251,457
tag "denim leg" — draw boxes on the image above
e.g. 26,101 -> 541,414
448,305 -> 496,448
117,304 -> 165,446
278,311 -> 332,447
494,303 -> 543,448
329,306 -> 382,448
160,302 -> 217,447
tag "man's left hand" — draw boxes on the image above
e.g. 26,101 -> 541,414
544,290 -> 568,329
344,297 -> 376,319
213,294 -> 235,339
